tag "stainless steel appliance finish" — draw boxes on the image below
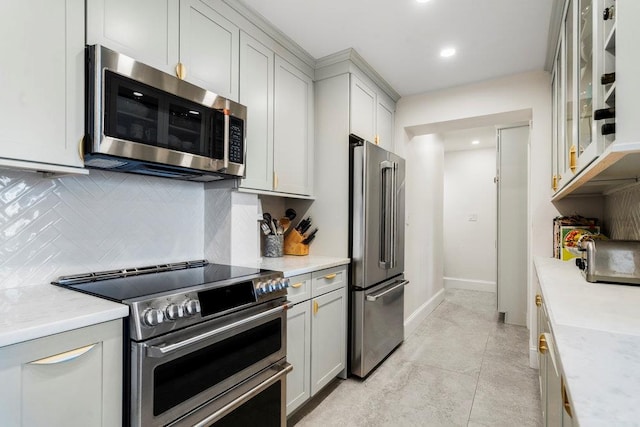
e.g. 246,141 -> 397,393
53,261 -> 290,427
577,239 -> 640,284
85,45 -> 247,182
349,134 -> 408,378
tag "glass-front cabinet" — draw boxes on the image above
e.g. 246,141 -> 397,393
551,0 -> 617,194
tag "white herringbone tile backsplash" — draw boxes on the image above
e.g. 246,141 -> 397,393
605,183 -> 640,240
0,169 -> 204,289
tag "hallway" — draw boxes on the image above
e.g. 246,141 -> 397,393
289,289 -> 542,426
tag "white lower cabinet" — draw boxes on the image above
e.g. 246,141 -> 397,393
536,290 -> 575,426
286,266 -> 347,416
0,320 -> 123,427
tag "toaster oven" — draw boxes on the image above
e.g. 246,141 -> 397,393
576,239 -> 640,284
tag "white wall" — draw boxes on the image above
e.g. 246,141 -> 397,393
443,147 -> 497,292
395,70 -> 558,364
0,169 -> 204,290
403,134 -> 445,336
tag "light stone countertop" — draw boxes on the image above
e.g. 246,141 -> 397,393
250,255 -> 350,277
0,284 -> 128,348
534,257 -> 640,426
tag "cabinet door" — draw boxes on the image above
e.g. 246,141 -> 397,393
545,332 -> 563,426
311,288 -> 346,395
86,0 -> 179,75
179,0 -> 239,100
0,0 -> 85,172
350,75 -> 376,142
286,301 -> 311,415
273,55 -> 314,196
0,320 -> 122,427
376,94 -> 395,151
239,32 -> 274,192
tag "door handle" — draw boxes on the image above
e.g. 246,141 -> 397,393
291,282 -> 304,288
324,273 -> 337,280
313,300 -> 319,315
366,280 -> 409,302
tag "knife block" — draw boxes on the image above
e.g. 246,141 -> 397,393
284,229 -> 309,256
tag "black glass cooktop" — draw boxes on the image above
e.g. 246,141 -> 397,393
52,263 -> 265,302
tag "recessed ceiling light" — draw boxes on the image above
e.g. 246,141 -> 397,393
133,91 -> 143,97
440,48 -> 456,58
416,0 -> 432,3
472,140 -> 480,145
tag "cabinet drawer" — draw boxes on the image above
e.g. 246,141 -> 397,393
286,273 -> 311,305
311,266 -> 346,297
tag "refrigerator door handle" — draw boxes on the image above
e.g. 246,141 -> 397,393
379,160 -> 394,269
391,161 -> 398,269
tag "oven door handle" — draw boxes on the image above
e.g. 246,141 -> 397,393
146,304 -> 287,358
194,362 -> 293,427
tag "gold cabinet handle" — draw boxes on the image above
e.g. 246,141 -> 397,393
569,145 -> 577,173
273,171 -> 278,190
374,135 -> 380,145
552,175 -> 558,191
324,273 -> 337,280
562,377 -> 573,418
313,300 -> 319,315
176,62 -> 187,80
29,343 -> 97,365
291,282 -> 303,289
78,136 -> 85,162
538,334 -> 548,354
535,294 -> 542,307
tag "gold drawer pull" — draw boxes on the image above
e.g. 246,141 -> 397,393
29,343 -> 97,365
313,300 -> 319,315
538,334 -> 548,354
562,377 -> 573,417
535,294 -> 542,307
176,62 -> 187,80
291,282 -> 304,289
324,273 -> 337,280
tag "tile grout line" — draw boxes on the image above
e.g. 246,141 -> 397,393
467,327 -> 493,426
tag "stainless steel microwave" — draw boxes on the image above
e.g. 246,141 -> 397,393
84,45 -> 246,182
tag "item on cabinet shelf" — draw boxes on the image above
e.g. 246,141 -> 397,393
263,213 -> 277,234
260,222 -> 272,235
283,229 -> 309,256
264,234 -> 284,257
603,5 -> 615,21
279,217 -> 291,233
577,239 -> 640,284
285,208 -> 297,220
594,107 -> 615,120
602,122 -> 616,135
601,72 -> 616,85
85,45 -> 247,183
553,216 -> 600,260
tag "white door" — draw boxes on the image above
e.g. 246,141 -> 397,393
497,125 -> 529,326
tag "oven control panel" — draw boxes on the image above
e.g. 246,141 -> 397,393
254,276 -> 289,300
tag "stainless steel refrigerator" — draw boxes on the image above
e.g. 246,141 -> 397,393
349,134 -> 408,378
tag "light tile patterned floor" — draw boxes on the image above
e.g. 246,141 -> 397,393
289,289 -> 542,427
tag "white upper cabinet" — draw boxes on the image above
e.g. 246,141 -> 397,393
350,75 -> 377,142
350,74 -> 395,151
0,0 -> 87,174
179,0 -> 239,100
273,56 -> 314,196
87,0 -> 239,100
86,0 -> 180,76
239,32 -> 274,192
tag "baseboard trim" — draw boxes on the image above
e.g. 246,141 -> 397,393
444,277 -> 497,292
404,288 -> 445,339
529,347 -> 539,369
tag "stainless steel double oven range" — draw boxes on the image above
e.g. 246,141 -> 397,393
53,260 -> 291,426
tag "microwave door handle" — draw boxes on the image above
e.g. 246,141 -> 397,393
223,109 -> 230,170
146,304 -> 286,358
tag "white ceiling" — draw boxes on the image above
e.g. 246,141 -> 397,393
442,126 -> 496,152
238,0 -> 554,96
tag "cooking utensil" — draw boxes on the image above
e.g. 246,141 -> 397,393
260,222 -> 272,235
279,217 -> 291,233
263,213 -> 277,234
285,208 -> 297,220
302,228 -> 318,244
